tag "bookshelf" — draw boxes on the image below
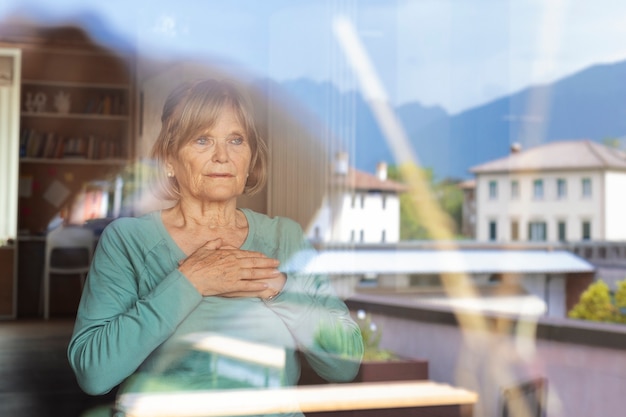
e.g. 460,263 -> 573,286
19,47 -> 132,163
8,33 -> 136,235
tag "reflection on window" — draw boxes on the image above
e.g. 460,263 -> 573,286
511,220 -> 519,241
528,221 -> 547,241
489,220 -> 497,241
582,220 -> 591,240
557,178 -> 567,199
558,221 -> 567,241
510,180 -> 519,199
582,178 -> 592,198
489,180 -> 498,199
533,179 -> 544,200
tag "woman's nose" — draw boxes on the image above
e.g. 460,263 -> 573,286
212,141 -> 229,162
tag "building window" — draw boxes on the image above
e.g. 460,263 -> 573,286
381,230 -> 386,243
489,180 -> 498,199
558,221 -> 566,241
489,220 -> 497,241
350,230 -> 355,242
359,230 -> 364,242
351,194 -> 356,208
557,178 -> 567,199
511,220 -> 519,241
510,180 -> 519,199
382,194 -> 387,210
533,179 -> 544,200
582,221 -> 591,240
528,221 -> 547,241
360,194 -> 365,209
582,178 -> 592,198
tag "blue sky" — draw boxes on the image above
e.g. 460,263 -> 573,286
2,0 -> 626,114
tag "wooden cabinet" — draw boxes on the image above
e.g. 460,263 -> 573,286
0,246 -> 16,318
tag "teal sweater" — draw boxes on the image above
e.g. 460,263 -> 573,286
68,209 -> 363,413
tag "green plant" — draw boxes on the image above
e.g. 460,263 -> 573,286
356,310 -> 398,361
568,279 -> 626,323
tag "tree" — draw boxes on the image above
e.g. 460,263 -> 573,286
568,279 -> 626,323
388,164 -> 464,240
602,137 -> 623,149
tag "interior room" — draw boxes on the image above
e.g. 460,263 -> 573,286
0,10 -> 353,417
2,3 -> 626,417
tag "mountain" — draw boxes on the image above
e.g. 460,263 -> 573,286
410,59 -> 626,179
276,78 -> 447,174
276,59 -> 626,180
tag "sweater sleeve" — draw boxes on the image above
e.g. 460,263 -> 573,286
67,220 -> 203,395
264,221 -> 364,383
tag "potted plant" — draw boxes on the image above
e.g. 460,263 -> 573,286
352,309 -> 428,382
298,310 -> 428,385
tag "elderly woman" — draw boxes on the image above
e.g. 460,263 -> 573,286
67,79 -> 363,413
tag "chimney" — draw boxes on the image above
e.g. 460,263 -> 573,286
510,142 -> 522,153
376,161 -> 388,181
334,151 -> 349,175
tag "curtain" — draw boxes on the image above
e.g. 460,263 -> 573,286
0,49 -> 21,244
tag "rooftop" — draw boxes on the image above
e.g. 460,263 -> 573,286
470,139 -> 626,174
331,167 -> 409,193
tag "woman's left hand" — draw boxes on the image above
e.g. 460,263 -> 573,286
221,271 -> 286,300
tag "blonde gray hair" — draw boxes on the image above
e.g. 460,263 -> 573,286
150,78 -> 268,200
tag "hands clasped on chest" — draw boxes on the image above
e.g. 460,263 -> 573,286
177,237 -> 285,300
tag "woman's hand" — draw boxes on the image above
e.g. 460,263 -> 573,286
178,238 -> 281,297
222,272 -> 287,300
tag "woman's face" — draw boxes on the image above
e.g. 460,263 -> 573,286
168,105 -> 252,204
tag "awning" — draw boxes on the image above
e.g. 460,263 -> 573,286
301,249 -> 595,275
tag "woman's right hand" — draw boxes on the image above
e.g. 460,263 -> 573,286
177,238 -> 281,297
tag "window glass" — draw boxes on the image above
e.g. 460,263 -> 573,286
582,221 -> 591,240
489,220 -> 497,241
557,178 -> 567,199
510,180 -> 519,199
558,221 -> 567,241
533,179 -> 544,199
489,180 -> 498,199
582,178 -> 592,198
511,220 -> 519,241
528,221 -> 547,241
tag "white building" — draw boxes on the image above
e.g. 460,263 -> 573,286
470,140 -> 626,243
307,154 -> 408,244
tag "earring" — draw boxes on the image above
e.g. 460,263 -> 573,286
167,172 -> 174,178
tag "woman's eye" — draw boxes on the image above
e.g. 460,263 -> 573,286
229,136 -> 244,145
195,136 -> 210,146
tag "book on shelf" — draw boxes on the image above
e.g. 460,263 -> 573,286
83,93 -> 125,115
19,128 -> 122,160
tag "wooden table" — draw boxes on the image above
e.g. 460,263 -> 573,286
117,380 -> 477,417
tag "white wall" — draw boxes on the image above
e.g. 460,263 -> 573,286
476,171 -> 603,242
604,171 -> 626,240
520,273 -> 567,317
309,190 -> 401,244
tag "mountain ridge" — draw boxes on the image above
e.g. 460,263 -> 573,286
274,59 -> 626,180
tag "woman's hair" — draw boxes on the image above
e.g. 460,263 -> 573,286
150,78 -> 268,200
